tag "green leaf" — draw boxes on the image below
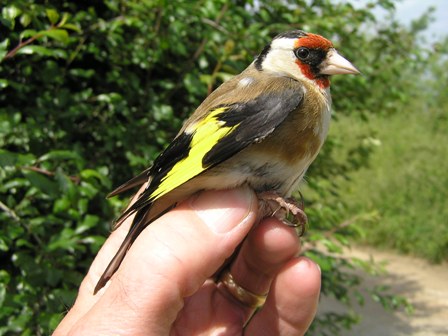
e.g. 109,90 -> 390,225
39,150 -> 82,162
0,150 -> 35,167
96,92 -> 123,103
0,38 -> 9,59
79,182 -> 98,198
0,237 -> 8,252
20,13 -> 32,27
20,29 -> 38,39
0,284 -> 6,308
1,178 -> 30,191
57,13 -> 70,27
47,228 -> 77,252
80,168 -> 111,188
55,170 -> 78,203
38,29 -> 69,44
0,38 -> 9,51
46,9 -> 59,25
2,5 -> 22,21
0,79 -> 8,89
23,171 -> 59,197
77,198 -> 88,214
75,215 -> 99,234
53,198 -> 71,213
15,239 -> 33,249
60,23 -> 81,33
16,45 -> 67,58
0,270 -> 11,284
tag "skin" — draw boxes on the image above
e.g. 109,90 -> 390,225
53,187 -> 321,335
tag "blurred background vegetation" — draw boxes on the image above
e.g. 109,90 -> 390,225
0,0 -> 447,334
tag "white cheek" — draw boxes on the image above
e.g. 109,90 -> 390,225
262,49 -> 305,81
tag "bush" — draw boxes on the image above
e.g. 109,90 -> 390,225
0,0 -> 439,334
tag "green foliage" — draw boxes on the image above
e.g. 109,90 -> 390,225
0,0 -> 444,334
0,149 -> 112,334
325,30 -> 448,264
334,105 -> 448,263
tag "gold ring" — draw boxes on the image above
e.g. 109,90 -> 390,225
219,270 -> 267,309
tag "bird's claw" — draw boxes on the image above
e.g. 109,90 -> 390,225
257,192 -> 308,236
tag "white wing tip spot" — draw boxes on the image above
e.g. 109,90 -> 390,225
238,77 -> 254,87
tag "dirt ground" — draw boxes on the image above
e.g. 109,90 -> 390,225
316,246 -> 448,335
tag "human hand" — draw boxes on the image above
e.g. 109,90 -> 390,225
53,187 -> 321,335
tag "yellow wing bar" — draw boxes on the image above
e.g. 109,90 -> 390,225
150,107 -> 235,199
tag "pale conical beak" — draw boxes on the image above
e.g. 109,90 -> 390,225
320,49 -> 360,75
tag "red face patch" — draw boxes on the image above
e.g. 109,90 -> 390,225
294,33 -> 333,50
295,59 -> 330,89
294,33 -> 332,89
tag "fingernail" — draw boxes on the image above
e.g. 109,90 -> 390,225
191,188 -> 253,234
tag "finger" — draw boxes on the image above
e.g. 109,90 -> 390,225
245,257 -> 321,336
68,187 -> 257,334
225,217 -> 300,316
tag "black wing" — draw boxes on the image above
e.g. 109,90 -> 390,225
202,87 -> 304,167
124,86 -> 304,216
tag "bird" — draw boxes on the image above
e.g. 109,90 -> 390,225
94,30 -> 359,294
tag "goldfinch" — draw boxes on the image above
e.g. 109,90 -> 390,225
94,30 -> 359,294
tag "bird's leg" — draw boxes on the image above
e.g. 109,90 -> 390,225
257,191 -> 308,236
213,192 -> 307,283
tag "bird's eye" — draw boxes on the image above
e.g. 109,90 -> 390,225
295,47 -> 310,60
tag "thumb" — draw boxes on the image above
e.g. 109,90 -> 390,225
69,187 -> 257,335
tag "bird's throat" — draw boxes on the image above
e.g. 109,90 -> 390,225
295,61 -> 330,89
315,76 -> 330,89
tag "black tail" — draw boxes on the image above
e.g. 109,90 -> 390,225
94,203 -> 175,294
107,168 -> 151,198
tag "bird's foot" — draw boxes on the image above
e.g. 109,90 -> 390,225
257,191 -> 308,236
